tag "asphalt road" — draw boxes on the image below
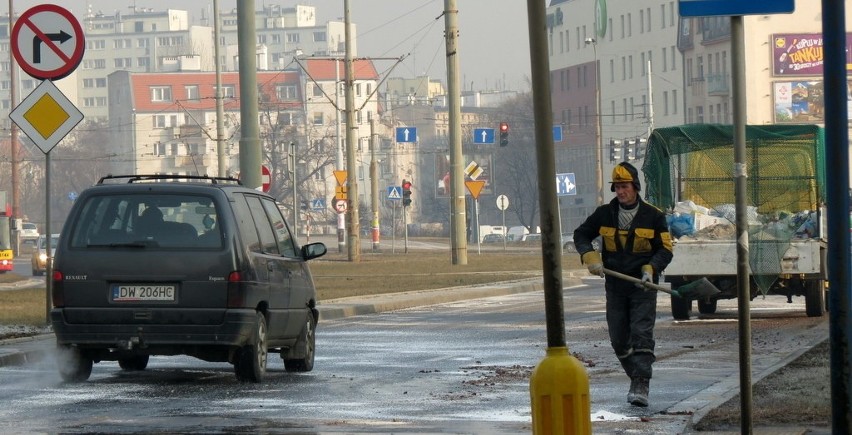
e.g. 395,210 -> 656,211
0,278 -> 828,434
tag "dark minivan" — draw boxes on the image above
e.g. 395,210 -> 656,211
51,175 -> 326,383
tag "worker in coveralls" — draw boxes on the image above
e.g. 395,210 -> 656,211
573,161 -> 673,407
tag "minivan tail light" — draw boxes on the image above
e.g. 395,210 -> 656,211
227,271 -> 244,308
52,270 -> 64,307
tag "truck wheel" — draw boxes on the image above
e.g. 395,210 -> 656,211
234,311 -> 268,382
697,299 -> 717,314
671,295 -> 691,320
805,279 -> 825,317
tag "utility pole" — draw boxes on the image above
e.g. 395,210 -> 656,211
335,57 -> 345,253
526,0 -> 590,432
585,37 -> 604,206
237,0 -> 261,189
370,118 -> 380,252
214,0 -> 226,177
443,0 -> 467,265
343,0 -> 360,262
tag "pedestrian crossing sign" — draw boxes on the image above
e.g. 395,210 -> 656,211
387,186 -> 402,200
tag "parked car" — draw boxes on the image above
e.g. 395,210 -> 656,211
522,233 -> 542,242
482,233 -> 505,243
20,222 -> 39,244
562,234 -> 601,253
51,174 -> 327,383
31,233 -> 60,276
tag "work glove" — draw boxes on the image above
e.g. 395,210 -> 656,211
636,264 -> 654,290
581,251 -> 604,277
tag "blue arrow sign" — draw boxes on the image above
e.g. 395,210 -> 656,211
311,198 -> 326,210
396,127 -> 417,143
553,125 -> 563,142
679,0 -> 794,17
473,128 -> 495,144
387,186 -> 402,200
556,173 -> 576,196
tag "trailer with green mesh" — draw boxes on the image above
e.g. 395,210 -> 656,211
642,124 -> 827,320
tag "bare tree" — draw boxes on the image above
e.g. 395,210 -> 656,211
492,91 -> 539,232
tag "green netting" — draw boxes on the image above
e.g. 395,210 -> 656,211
642,124 -> 825,295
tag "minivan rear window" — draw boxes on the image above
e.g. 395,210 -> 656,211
68,194 -> 222,249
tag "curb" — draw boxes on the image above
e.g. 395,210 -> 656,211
0,274 -> 586,368
683,325 -> 830,429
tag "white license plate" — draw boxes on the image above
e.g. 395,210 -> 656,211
112,284 -> 176,302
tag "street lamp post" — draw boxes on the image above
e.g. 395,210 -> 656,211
585,37 -> 604,206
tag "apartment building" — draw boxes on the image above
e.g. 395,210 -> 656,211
679,5 -> 851,126
107,70 -> 303,177
0,4 -> 345,124
547,0 -> 685,233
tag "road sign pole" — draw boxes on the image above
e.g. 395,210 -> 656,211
475,199 -> 481,255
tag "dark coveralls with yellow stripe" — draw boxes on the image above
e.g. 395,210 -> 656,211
573,197 -> 673,379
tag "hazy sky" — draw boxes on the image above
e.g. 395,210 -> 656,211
8,1 -> 533,92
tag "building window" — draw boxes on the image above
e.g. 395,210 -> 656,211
662,47 -> 667,72
663,91 -> 669,115
276,84 -> 297,100
113,39 -> 131,49
151,86 -> 172,102
82,59 -> 106,69
272,34 -> 281,44
86,40 -> 106,50
137,38 -> 149,48
185,85 -> 200,101
114,58 -> 132,68
672,89 -> 678,115
221,85 -> 235,98
287,33 -> 300,43
138,57 -> 150,68
312,112 -> 324,125
313,31 -> 326,42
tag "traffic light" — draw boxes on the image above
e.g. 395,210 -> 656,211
402,179 -> 412,207
610,139 -> 623,162
499,122 -> 509,146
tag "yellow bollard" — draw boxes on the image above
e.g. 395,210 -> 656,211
530,346 -> 591,434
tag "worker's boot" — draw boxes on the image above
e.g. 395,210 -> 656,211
627,377 -> 639,403
630,377 -> 649,407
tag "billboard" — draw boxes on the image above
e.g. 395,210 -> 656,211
771,33 -> 852,76
773,80 -> 852,123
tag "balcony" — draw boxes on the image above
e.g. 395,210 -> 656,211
706,73 -> 729,96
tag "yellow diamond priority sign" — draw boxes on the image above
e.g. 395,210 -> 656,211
10,79 -> 83,153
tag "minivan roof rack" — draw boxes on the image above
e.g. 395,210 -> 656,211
96,174 -> 243,185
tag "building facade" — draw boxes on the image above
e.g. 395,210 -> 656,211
547,0 -> 685,233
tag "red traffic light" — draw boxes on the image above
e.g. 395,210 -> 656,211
402,180 -> 412,190
499,122 -> 509,133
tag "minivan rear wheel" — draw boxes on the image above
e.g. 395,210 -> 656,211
118,355 -> 149,371
234,311 -> 267,382
57,346 -> 93,382
284,310 -> 316,372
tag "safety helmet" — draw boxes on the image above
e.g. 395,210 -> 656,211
610,162 -> 641,192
